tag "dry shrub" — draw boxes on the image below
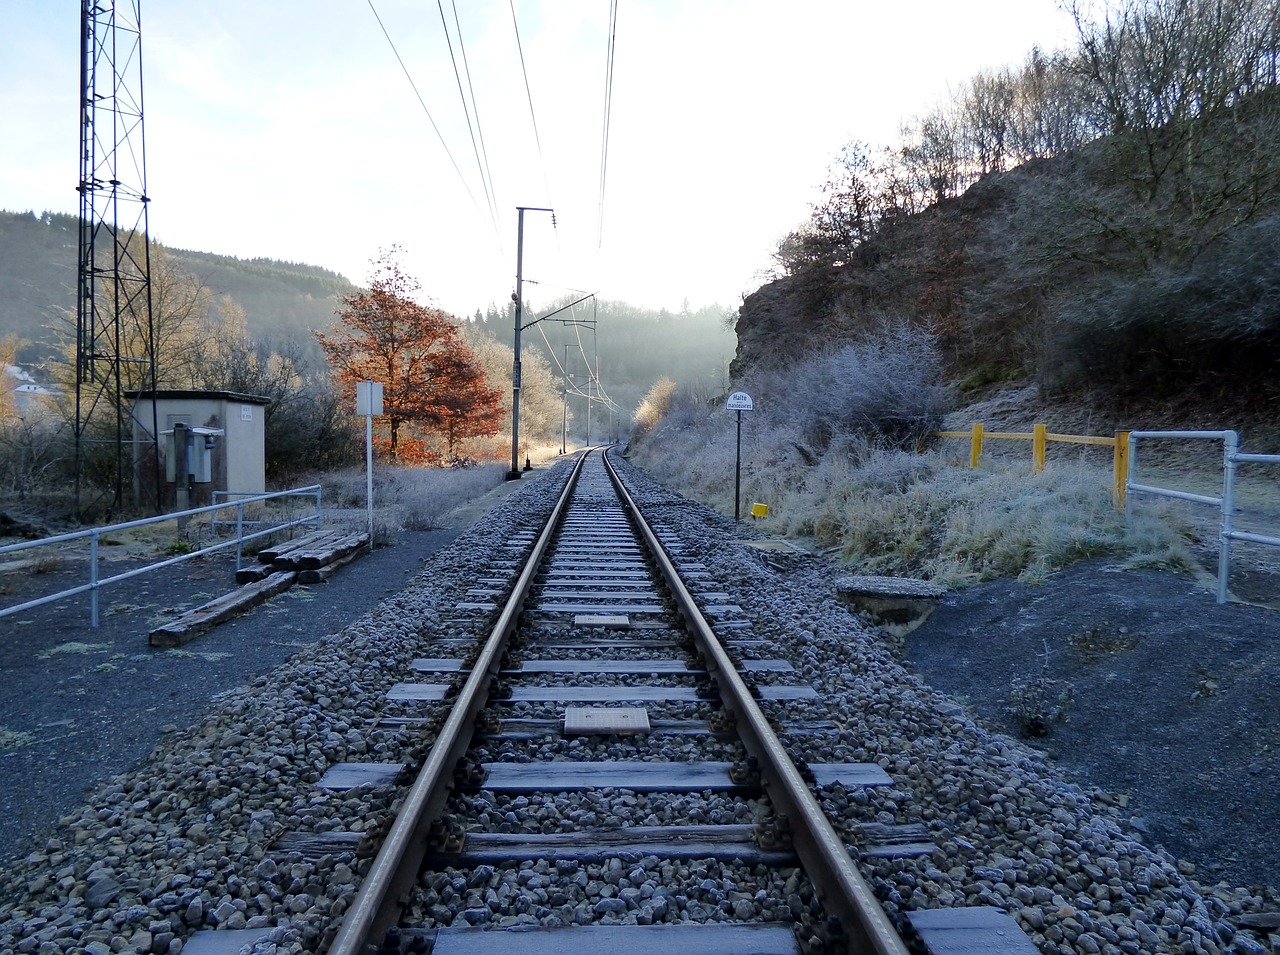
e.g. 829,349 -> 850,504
627,320 -> 1190,585
631,378 -> 678,441
751,323 -> 951,452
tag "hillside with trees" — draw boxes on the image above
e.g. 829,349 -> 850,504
735,0 -> 1280,415
0,211 -> 354,366
629,0 -> 1280,592
0,208 -> 734,511
0,210 -> 735,411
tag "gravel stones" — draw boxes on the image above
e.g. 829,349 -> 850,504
1,453 -> 1277,953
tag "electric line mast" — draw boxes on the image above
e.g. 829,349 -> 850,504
76,0 -> 159,516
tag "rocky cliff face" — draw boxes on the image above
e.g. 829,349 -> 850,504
729,267 -> 842,380
728,158 -> 1081,388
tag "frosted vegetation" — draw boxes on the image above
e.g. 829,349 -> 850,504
628,326 -> 1189,586
321,462 -> 507,542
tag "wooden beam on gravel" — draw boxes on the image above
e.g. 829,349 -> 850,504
431,825 -> 797,867
240,531 -> 369,583
906,906 -> 1040,954
148,571 -> 297,647
475,760 -> 891,793
427,923 -> 803,955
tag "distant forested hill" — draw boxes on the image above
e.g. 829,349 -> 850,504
0,211 -> 80,358
0,210 -> 355,364
469,297 -> 736,421
0,210 -> 737,405
167,247 -> 355,351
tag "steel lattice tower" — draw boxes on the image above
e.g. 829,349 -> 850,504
76,0 -> 159,515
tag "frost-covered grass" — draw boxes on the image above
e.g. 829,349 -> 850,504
319,462 -> 507,539
633,420 -> 1189,584
628,331 -> 1190,585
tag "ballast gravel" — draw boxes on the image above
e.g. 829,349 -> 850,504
0,452 -> 1275,954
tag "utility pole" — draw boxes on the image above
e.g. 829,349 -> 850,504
561,343 -> 571,454
508,206 -> 553,480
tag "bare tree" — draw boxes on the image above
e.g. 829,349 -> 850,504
1007,47 -> 1101,161
961,69 -> 1018,175
898,105 -> 971,207
775,142 -> 889,274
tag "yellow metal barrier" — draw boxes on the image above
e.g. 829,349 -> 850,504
936,423 -> 1130,508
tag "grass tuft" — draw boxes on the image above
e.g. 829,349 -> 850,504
319,462 -> 506,539
0,726 -> 36,750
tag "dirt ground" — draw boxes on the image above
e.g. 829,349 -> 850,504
904,541 -> 1280,893
907,386 -> 1280,893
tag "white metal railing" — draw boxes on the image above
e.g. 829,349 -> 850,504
1126,431 -> 1280,603
0,486 -> 322,628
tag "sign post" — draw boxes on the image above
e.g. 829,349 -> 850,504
356,380 -> 384,551
725,391 -> 754,520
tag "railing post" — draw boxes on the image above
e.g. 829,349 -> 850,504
1125,433 -> 1138,520
969,423 -> 984,469
1032,423 -> 1047,474
1113,431 -> 1130,509
89,531 -> 100,628
1218,432 -> 1239,604
235,500 -> 245,571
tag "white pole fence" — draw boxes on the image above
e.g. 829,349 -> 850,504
1126,430 -> 1280,603
0,486 -> 322,627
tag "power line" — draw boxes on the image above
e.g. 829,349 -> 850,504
508,0 -> 555,209
365,0 -> 494,241
438,0 -> 501,235
597,0 -> 619,248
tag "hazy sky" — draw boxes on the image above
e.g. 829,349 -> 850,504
0,1 -> 1078,318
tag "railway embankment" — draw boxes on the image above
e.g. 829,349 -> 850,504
0,454 -> 1275,954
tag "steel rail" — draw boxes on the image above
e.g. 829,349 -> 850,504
603,449 -> 910,955
325,452 -> 589,955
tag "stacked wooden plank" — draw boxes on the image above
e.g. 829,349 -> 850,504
236,529 -> 369,584
149,528 -> 369,646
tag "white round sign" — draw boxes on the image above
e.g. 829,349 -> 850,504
725,391 -> 754,411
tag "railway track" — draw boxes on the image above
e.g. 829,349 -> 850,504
5,448 -> 1259,955
269,449 -> 1028,955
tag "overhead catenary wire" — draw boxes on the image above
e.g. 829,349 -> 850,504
508,0 -> 555,213
572,310 -> 614,410
524,294 -> 617,413
596,0 -> 619,249
535,319 -> 612,407
365,0 -> 494,238
452,0 -> 502,237
438,0 -> 502,239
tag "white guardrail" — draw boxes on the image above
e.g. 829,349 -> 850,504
0,486 -> 322,627
1126,431 -> 1280,603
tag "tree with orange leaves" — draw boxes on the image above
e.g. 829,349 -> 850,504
315,249 -> 502,464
